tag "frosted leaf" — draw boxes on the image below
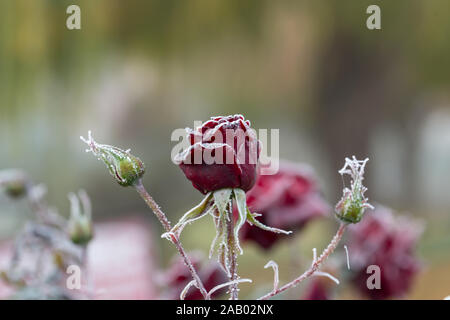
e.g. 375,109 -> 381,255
246,209 -> 292,235
214,189 -> 233,221
171,192 -> 213,237
233,189 -> 248,254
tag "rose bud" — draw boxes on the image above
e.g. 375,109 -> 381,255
347,206 -> 424,299
67,190 -> 93,246
238,162 -> 330,250
80,131 -> 145,187
158,251 -> 228,300
176,115 -> 260,194
0,170 -> 30,199
335,156 -> 373,224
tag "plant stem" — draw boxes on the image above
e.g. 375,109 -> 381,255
134,179 -> 208,299
258,222 -> 347,300
226,209 -> 238,300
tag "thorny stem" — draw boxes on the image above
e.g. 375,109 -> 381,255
133,179 -> 208,300
226,209 -> 238,300
258,222 -> 347,300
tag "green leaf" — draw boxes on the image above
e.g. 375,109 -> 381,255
171,192 -> 213,236
246,209 -> 292,235
209,208 -> 226,259
233,188 -> 248,254
213,188 -> 233,218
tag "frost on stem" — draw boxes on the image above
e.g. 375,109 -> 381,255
335,156 -> 374,224
169,188 -> 290,277
80,131 -> 145,187
311,246 -> 340,285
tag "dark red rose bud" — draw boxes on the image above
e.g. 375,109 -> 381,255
347,206 -> 423,299
159,252 -> 228,300
176,115 -> 260,194
239,162 -> 330,250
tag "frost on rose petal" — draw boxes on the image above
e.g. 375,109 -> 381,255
335,156 -> 374,224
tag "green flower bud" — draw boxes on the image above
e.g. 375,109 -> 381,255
335,156 -> 374,224
67,190 -> 93,246
0,169 -> 29,198
81,131 -> 145,187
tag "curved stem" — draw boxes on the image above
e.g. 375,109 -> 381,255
258,222 -> 347,300
134,179 -> 208,300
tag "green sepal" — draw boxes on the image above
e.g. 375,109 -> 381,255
171,192 -> 213,236
213,189 -> 233,218
233,188 -> 248,255
246,208 -> 292,235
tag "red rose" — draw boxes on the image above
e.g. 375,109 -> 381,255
239,162 -> 330,249
347,206 -> 423,299
177,115 -> 260,194
159,252 -> 228,300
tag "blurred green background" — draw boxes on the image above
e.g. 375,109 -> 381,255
1,0 -> 449,299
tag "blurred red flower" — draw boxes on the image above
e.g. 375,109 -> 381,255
347,207 -> 423,299
158,251 -> 228,300
302,278 -> 332,300
239,162 -> 330,250
177,115 -> 260,194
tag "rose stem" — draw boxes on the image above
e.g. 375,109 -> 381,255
134,179 -> 208,299
226,208 -> 238,300
258,222 -> 347,300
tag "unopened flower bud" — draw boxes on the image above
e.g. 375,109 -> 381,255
81,131 -> 145,187
67,190 -> 93,246
0,169 -> 29,199
335,156 -> 373,224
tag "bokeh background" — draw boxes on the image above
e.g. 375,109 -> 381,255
0,0 -> 449,299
